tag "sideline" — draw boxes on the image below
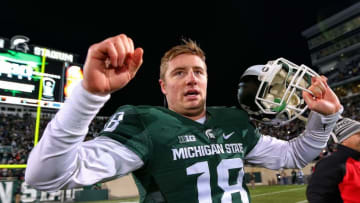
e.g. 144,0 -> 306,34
252,187 -> 306,198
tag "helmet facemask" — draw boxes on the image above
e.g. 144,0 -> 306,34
239,58 -> 319,126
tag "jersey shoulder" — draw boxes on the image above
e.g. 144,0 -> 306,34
98,105 -> 181,161
207,106 -> 249,116
207,106 -> 253,127
98,105 -> 162,161
108,105 -> 170,123
207,106 -> 261,154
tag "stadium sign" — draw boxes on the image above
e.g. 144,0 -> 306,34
0,50 -> 63,103
0,181 -> 83,203
33,46 -> 74,63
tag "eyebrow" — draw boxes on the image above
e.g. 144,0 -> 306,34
170,67 -> 186,73
171,66 -> 205,72
192,66 -> 205,70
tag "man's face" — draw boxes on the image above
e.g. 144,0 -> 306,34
159,54 -> 207,120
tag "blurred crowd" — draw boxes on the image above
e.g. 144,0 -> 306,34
256,95 -> 360,140
0,112 -> 107,180
327,57 -> 360,85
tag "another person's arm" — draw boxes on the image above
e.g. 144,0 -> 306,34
306,158 -> 344,203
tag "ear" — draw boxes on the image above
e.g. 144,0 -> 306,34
159,79 -> 167,95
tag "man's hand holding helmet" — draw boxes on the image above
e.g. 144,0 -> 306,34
238,58 -> 342,126
303,76 -> 342,116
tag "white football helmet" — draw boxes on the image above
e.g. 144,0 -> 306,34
238,58 -> 319,126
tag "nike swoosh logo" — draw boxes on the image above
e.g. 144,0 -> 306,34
223,132 -> 235,140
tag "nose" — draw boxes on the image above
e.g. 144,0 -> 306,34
186,71 -> 197,85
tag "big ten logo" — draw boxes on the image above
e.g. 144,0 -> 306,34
178,135 -> 196,143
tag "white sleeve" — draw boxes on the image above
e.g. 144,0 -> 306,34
245,108 -> 343,169
25,82 -> 144,191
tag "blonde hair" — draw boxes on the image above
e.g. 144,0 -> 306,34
160,39 -> 206,80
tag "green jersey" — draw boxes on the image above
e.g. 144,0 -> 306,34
99,105 -> 261,203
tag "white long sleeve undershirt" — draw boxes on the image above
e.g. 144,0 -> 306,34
245,108 -> 342,169
26,83 -> 143,191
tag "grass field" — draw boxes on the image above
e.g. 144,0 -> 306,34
77,184 -> 308,203
249,184 -> 307,203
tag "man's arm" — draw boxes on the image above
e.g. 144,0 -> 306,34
246,75 -> 343,169
25,83 -> 144,191
245,108 -> 342,169
25,34 -> 144,191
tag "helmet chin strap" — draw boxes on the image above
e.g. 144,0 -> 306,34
297,114 -> 308,124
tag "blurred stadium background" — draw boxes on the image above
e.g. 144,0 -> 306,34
2,2 -> 360,203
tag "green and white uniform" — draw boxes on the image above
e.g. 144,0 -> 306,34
100,105 -> 259,203
25,83 -> 342,203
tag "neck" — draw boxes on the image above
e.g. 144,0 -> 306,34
168,107 -> 206,121
184,111 -> 206,121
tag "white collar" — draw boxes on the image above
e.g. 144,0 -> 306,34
196,116 -> 206,124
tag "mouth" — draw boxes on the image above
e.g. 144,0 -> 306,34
184,90 -> 200,100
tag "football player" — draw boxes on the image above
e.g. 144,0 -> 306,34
25,34 -> 342,203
